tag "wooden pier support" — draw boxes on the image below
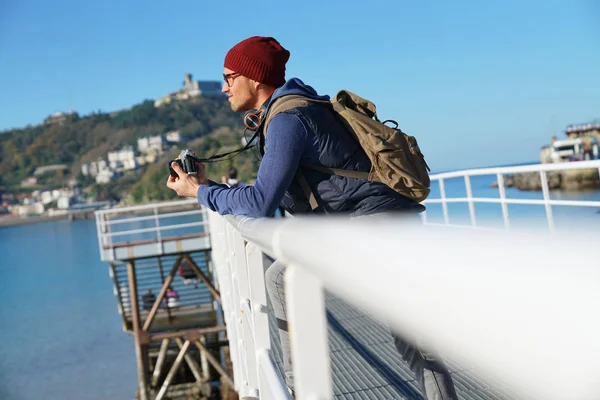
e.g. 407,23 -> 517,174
127,261 -> 150,400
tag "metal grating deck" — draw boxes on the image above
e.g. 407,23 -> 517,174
268,292 -> 518,400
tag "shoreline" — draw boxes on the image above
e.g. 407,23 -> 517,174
0,213 -> 73,228
0,201 -> 199,228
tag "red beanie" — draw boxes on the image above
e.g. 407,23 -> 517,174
224,36 -> 290,87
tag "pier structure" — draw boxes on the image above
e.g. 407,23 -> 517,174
96,199 -> 233,400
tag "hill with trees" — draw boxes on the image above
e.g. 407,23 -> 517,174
0,96 -> 261,204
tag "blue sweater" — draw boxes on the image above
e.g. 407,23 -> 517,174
197,78 -> 328,217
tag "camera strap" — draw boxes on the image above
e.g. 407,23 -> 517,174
189,128 -> 261,163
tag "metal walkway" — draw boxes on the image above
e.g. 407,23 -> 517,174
268,292 -> 516,400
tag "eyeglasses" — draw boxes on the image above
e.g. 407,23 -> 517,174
223,72 -> 240,87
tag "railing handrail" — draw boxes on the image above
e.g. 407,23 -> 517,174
422,160 -> 600,230
104,209 -> 205,226
104,221 -> 207,238
95,198 -> 198,216
212,213 -> 600,400
424,197 -> 600,207
429,159 -> 600,180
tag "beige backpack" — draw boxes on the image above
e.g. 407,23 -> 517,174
263,90 -> 431,208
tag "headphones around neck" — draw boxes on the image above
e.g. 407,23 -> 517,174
243,95 -> 273,131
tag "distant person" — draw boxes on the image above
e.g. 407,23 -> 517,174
178,259 -> 198,288
166,286 -> 180,308
220,166 -> 243,188
142,289 -> 156,311
167,36 -> 455,399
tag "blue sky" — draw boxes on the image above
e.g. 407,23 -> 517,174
0,0 -> 598,171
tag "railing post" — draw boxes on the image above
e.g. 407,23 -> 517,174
464,175 -> 477,226
246,243 -> 284,400
127,261 -> 150,400
539,171 -> 555,232
496,173 -> 511,230
230,227 -> 259,398
439,178 -> 450,225
207,211 -> 242,392
223,223 -> 248,395
95,212 -> 105,261
154,206 -> 163,255
285,264 -> 332,400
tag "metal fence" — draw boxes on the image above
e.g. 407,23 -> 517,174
95,199 -> 208,261
423,159 -> 600,231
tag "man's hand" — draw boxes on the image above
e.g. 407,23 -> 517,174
167,161 -> 209,198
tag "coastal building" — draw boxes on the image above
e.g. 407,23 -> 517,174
542,120 -> 600,163
154,73 -> 222,107
565,121 -> 600,139
82,159 -> 109,177
14,202 -> 44,216
165,130 -> 182,143
108,146 -> 136,164
96,169 -> 115,184
57,196 -> 75,209
137,135 -> 165,154
108,145 -> 138,171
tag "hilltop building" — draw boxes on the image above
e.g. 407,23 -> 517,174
154,73 -> 222,107
44,111 -> 78,125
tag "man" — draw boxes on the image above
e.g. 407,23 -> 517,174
167,36 -> 457,399
220,166 -> 242,188
142,289 -> 156,312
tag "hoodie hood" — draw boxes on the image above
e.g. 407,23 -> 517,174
271,77 -> 330,102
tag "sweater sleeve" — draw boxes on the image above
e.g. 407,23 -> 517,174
196,112 -> 310,217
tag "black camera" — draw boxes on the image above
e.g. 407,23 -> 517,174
169,149 -> 198,178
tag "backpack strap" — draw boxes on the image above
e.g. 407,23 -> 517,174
300,162 -> 381,183
262,94 -> 330,136
263,95 -> 329,211
295,169 -> 320,210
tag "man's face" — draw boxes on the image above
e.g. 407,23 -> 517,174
222,67 -> 257,112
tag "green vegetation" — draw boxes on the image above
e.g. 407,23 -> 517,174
0,96 -> 261,203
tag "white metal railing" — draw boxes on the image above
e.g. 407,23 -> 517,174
94,199 -> 208,260
208,212 -> 600,400
423,159 -> 600,231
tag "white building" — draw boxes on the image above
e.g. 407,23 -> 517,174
57,196 -> 75,209
15,202 -> 44,216
96,169 -> 115,184
122,159 -> 138,170
165,130 -> 182,143
108,146 -> 136,163
138,135 -> 165,153
154,74 -> 223,107
41,191 -> 54,205
109,160 -> 122,170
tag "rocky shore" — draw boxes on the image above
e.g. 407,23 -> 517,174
492,168 -> 600,191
